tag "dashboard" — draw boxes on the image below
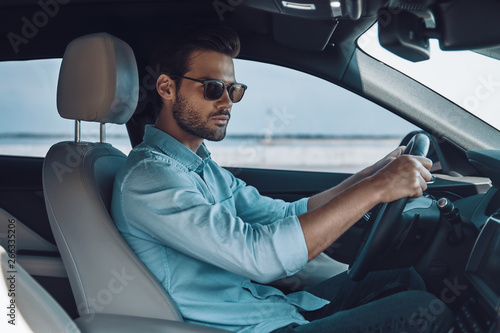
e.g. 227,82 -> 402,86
450,150 -> 500,333
455,214 -> 500,333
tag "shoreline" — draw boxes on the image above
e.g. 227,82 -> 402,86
0,137 -> 401,173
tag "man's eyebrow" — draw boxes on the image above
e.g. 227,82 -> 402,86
200,76 -> 236,84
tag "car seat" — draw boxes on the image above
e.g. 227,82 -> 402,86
42,32 -> 183,322
0,245 -> 80,332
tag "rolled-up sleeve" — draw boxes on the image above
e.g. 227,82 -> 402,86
119,159 -> 309,284
224,169 -> 309,224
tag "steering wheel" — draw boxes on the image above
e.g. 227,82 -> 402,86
348,133 -> 430,281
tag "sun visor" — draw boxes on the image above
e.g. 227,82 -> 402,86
273,14 -> 338,51
435,0 -> 500,50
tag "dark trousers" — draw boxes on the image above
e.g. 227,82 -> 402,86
272,268 -> 454,333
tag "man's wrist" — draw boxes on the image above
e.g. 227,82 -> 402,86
360,174 -> 385,206
358,165 -> 375,180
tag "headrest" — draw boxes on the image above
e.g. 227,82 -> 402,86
57,33 -> 138,124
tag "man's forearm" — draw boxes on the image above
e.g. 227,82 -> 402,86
300,176 -> 381,261
306,147 -> 404,212
307,166 -> 372,211
300,153 -> 432,262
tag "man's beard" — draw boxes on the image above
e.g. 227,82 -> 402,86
172,93 -> 229,142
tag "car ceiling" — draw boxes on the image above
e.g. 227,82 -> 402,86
2,0 -> 500,77
2,0 -> 500,65
0,0 -> 375,78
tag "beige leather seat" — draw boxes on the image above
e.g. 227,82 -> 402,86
0,245 -> 79,333
0,245 -> 224,333
42,33 -> 228,332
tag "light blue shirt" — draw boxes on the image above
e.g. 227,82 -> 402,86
111,126 -> 329,332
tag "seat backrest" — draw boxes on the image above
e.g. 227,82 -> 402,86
0,246 -> 80,332
43,33 -> 182,322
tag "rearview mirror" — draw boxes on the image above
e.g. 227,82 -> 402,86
377,0 -> 500,62
378,10 -> 430,62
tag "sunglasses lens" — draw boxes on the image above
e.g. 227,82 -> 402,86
203,80 -> 247,103
204,81 -> 225,100
229,84 -> 246,103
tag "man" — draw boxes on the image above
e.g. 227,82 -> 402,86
111,26 -> 454,332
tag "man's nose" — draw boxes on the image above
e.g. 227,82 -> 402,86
216,88 -> 233,109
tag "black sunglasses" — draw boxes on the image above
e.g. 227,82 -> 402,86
170,74 -> 247,103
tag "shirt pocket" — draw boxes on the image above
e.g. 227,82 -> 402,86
217,191 -> 236,215
241,279 -> 287,301
242,280 -> 329,311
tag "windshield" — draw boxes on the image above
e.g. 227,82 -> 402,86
358,24 -> 500,131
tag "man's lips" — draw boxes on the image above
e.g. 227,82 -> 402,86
211,113 -> 230,124
210,110 -> 231,125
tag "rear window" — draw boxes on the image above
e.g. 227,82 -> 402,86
0,59 -> 130,157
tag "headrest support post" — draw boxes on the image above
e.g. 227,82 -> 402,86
100,123 -> 106,143
75,120 -> 81,143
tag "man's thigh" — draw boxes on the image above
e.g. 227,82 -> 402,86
273,290 -> 454,333
301,267 -> 426,321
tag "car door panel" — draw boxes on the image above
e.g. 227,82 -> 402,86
225,167 -> 351,202
0,155 -> 78,318
226,167 -> 489,203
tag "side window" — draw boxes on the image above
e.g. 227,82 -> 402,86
204,59 -> 419,173
0,59 -> 130,158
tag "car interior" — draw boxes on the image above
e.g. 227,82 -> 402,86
1,0 -> 500,332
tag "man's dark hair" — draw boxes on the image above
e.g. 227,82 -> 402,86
149,25 -> 241,116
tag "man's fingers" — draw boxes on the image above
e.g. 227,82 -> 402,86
374,154 -> 434,202
385,146 -> 404,160
413,156 -> 433,182
412,158 -> 431,197
413,156 -> 433,170
401,155 -> 433,182
419,174 -> 428,192
410,176 -> 428,198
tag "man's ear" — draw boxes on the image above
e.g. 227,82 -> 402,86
156,74 -> 176,101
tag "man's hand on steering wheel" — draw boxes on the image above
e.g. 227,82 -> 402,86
367,146 -> 405,176
372,153 -> 433,203
348,133 -> 433,281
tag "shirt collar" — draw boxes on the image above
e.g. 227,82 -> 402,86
143,125 -> 211,172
